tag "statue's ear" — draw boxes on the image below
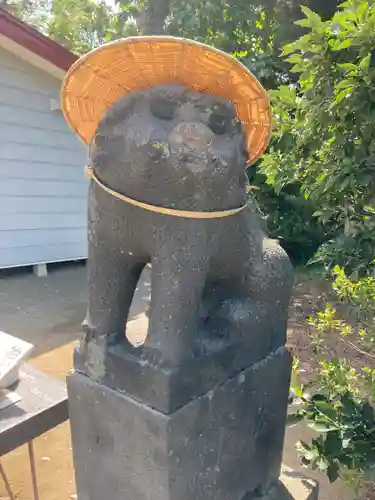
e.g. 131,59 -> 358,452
92,131 -> 106,150
89,134 -> 109,171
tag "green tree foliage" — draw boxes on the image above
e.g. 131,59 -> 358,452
249,172 -> 327,265
3,0 -> 338,72
47,0 -> 116,54
1,0 -> 137,54
142,0 -> 171,34
260,0 -> 375,274
114,0 -> 170,35
1,0 -> 50,28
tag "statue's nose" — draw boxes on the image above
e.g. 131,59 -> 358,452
170,122 -> 214,148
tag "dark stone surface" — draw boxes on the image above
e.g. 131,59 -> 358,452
68,347 -> 291,500
74,310 -> 286,413
69,82 -> 296,497
79,83 -> 294,375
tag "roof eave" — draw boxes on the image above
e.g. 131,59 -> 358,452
0,8 -> 77,79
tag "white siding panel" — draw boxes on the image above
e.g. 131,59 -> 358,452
0,84 -> 54,112
1,227 -> 84,248
0,47 -> 88,268
0,70 -> 55,95
0,195 -> 86,217
0,179 -> 86,197
0,142 -> 84,165
0,213 -> 86,231
0,104 -> 71,131
0,161 -> 85,181
0,243 -> 86,268
0,50 -> 62,95
0,195 -> 85,214
0,124 -> 72,148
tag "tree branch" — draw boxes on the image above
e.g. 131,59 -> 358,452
140,0 -> 170,35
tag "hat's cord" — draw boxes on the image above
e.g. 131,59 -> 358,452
84,166 -> 248,219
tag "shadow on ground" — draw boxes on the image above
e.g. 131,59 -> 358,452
0,261 -> 151,358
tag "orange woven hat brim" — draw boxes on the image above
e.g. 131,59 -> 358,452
61,36 -> 272,165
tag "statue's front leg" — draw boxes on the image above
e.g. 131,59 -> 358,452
144,251 -> 208,367
84,247 -> 145,345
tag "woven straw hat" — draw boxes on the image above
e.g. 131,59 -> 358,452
61,36 -> 271,164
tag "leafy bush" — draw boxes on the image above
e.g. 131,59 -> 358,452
260,0 -> 375,274
290,388 -> 375,483
308,265 -> 375,348
289,266 -> 375,486
248,169 -> 328,266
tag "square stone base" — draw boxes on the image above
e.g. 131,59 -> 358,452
68,348 -> 292,500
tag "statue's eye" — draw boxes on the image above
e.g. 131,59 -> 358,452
208,112 -> 230,135
150,98 -> 176,120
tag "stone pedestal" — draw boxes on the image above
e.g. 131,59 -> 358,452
68,347 -> 296,500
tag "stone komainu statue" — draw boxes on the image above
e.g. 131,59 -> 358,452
62,39 -> 317,500
61,37 -> 293,370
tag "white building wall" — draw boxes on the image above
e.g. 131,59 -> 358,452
0,46 -> 88,268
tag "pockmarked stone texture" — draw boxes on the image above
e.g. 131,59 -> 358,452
76,83 -> 294,380
67,82 -> 303,500
74,307 -> 287,413
68,348 -> 292,500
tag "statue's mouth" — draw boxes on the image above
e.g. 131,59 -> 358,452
180,152 -> 203,163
